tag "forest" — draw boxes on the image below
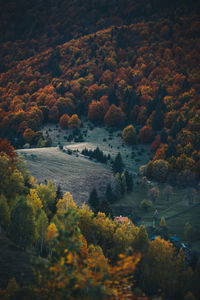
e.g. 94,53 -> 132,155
0,0 -> 200,299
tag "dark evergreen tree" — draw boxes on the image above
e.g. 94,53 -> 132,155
166,142 -> 177,158
124,170 -> 133,192
88,188 -> 99,212
152,105 -> 164,131
99,199 -> 113,217
160,129 -> 168,143
112,152 -> 124,174
106,183 -> 115,203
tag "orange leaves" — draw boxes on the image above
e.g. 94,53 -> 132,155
23,128 -> 36,143
139,126 -> 154,143
68,114 -> 81,129
0,139 -> 16,161
47,223 -> 58,241
104,104 -> 125,127
59,113 -> 69,129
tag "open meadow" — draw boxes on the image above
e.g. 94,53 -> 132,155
17,147 -> 112,206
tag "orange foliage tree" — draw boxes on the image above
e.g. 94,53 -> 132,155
104,104 -> 125,127
59,114 -> 69,129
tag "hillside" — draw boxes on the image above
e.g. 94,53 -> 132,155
0,0 -> 199,72
17,147 -> 112,205
0,7 -> 200,181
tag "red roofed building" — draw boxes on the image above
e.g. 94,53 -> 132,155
115,216 -> 129,223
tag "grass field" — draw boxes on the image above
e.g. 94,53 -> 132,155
17,147 -> 112,205
42,121 -> 152,174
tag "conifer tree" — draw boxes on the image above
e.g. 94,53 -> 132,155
105,183 -> 114,203
112,152 -> 124,174
88,188 -> 99,212
125,170 -> 133,192
121,172 -> 127,195
114,172 -> 122,199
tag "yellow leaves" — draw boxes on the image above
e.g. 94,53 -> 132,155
66,252 -> 73,264
46,223 -> 58,241
27,188 -> 43,212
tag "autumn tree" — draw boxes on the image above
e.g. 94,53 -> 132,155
59,114 -> 69,129
68,114 -> 81,129
122,124 -> 137,145
139,125 -> 154,143
104,104 -> 125,127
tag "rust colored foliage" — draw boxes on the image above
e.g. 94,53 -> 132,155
139,126 -> 154,143
88,99 -> 109,124
59,114 -> 69,129
104,104 -> 125,127
0,139 -> 16,161
23,128 -> 36,143
68,114 -> 81,129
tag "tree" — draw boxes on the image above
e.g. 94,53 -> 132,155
9,197 -> 36,249
36,181 -> 57,217
88,188 -> 99,212
122,124 -> 137,145
125,170 -> 133,192
36,209 -> 48,253
99,199 -> 112,217
88,100 -> 106,124
134,225 -> 149,253
152,105 -> 164,131
140,199 -> 152,211
114,172 -> 122,199
163,185 -> 173,201
26,188 -> 43,215
104,104 -> 125,127
151,159 -> 169,182
0,194 -> 10,231
121,172 -> 127,195
59,114 -> 69,129
23,128 -> 36,143
112,152 -> 124,174
68,114 -> 81,129
105,183 -> 114,203
148,187 -> 160,202
139,126 -> 154,143
160,217 -> 166,227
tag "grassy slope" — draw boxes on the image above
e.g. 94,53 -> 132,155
17,147 -> 112,205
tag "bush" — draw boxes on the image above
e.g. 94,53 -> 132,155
140,199 -> 153,211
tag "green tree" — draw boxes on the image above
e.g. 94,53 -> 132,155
36,209 -> 48,253
36,181 -> 57,216
0,194 -> 10,231
125,170 -> 133,192
114,172 -> 122,199
9,197 -> 36,249
134,225 -> 149,253
121,172 -> 127,195
99,199 -> 113,217
105,183 -> 114,203
112,152 -> 124,174
88,188 -> 99,212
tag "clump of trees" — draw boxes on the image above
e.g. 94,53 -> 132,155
81,147 -> 110,163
